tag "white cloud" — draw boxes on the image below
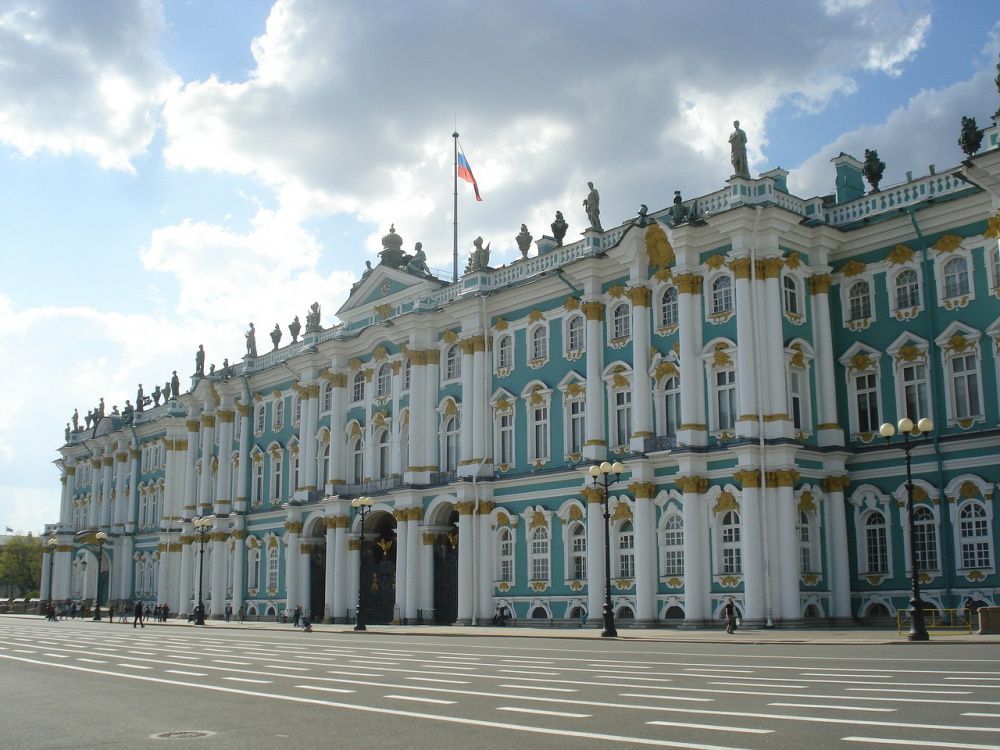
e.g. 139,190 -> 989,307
0,0 -> 179,170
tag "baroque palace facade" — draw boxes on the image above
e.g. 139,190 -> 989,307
42,120 -> 1000,627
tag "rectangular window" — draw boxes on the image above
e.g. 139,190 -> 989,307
865,526 -> 888,574
569,399 -> 585,454
951,354 -> 980,419
716,370 -> 736,430
531,406 -> 548,460
902,363 -> 928,420
498,412 -> 513,466
855,373 -> 878,433
789,371 -> 803,430
614,390 -> 631,447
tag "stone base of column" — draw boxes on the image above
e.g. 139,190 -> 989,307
456,618 -> 473,626
776,618 -> 805,628
631,618 -> 659,628
677,620 -> 714,629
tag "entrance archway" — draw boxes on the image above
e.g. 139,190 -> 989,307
302,518 -> 326,621
432,510 -> 459,624
359,510 -> 396,625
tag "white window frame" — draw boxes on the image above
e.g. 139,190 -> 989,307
440,413 -> 460,472
798,509 -> 820,574
717,510 -> 742,575
495,527 -> 514,584
528,526 -> 551,582
492,396 -> 515,469
272,396 -> 284,433
266,546 -> 280,590
565,314 -> 585,357
847,279 -> 873,322
565,521 -> 587,581
529,324 -> 549,364
935,326 -> 984,426
322,382 -> 333,412
376,363 -> 391,399
710,274 -> 733,316
444,344 -> 462,382
659,512 -> 684,577
839,346 -> 883,438
521,384 -> 552,464
351,372 -> 365,404
956,500 -> 993,571
254,405 -> 265,436
615,519 -> 635,579
658,285 -> 678,330
933,244 -> 976,309
610,302 -> 631,341
782,273 -> 801,319
292,395 -> 302,429
251,454 -> 263,507
890,266 -> 922,316
495,333 -> 513,372
270,448 -> 283,502
374,428 -> 390,480
654,367 -> 681,438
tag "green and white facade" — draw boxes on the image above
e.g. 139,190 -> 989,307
42,119 -> 1000,626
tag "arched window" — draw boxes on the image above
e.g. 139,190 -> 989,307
352,372 -> 365,403
322,382 -> 333,411
660,287 -> 678,327
569,522 -> 586,579
445,344 -> 462,380
496,527 -> 513,583
252,459 -> 263,507
293,394 -> 302,427
567,315 -> 584,352
714,368 -> 736,431
247,547 -> 260,590
375,429 -> 390,480
721,511 -> 742,574
403,359 -> 411,391
661,514 -> 683,576
660,375 -> 680,436
613,387 -> 631,448
273,398 -> 285,432
912,506 -> 938,571
895,269 -> 920,309
266,546 -> 279,590
529,526 -> 550,581
321,442 -> 331,486
528,401 -> 549,462
712,276 -> 733,314
442,415 -> 460,471
799,510 -> 815,573
270,450 -> 283,502
530,325 -> 548,361
255,405 -> 265,436
350,437 -> 364,484
848,281 -> 872,321
959,502 -> 991,569
612,303 -> 630,339
864,511 -> 888,574
783,275 -> 799,315
376,363 -> 391,398
943,256 -> 970,299
617,520 -> 635,578
497,334 -> 513,370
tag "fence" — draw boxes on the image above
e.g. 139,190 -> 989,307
896,607 -> 973,635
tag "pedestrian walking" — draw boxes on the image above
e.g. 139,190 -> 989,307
133,600 -> 144,628
723,597 -> 738,634
108,605 -> 115,623
224,603 -> 232,623
237,606 -> 245,624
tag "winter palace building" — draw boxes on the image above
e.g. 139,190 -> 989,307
42,119 -> 1000,627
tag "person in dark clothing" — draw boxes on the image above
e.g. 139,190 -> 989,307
133,600 -> 145,628
723,597 -> 738,634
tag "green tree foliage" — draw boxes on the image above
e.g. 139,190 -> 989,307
0,535 -> 43,598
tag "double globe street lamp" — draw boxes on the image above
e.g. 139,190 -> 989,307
351,496 -> 374,631
193,516 -> 215,626
879,416 -> 934,642
92,531 -> 108,621
588,461 -> 627,638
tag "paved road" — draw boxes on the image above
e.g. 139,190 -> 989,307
1,618 -> 998,749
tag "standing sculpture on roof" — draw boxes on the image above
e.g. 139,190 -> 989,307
305,302 -> 322,333
246,323 -> 258,357
729,120 -> 750,179
195,344 -> 205,376
583,181 -> 602,231
465,236 -> 491,273
72,409 -> 79,432
171,370 -> 180,398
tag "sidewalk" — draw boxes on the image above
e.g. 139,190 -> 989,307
10,614 -> 998,645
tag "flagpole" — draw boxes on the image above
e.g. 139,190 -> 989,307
452,131 -> 459,282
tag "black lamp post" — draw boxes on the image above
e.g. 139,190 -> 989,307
588,460 -> 627,638
46,537 -> 57,615
193,516 -> 214,626
879,416 -> 933,642
351,496 -> 374,631
92,531 -> 108,621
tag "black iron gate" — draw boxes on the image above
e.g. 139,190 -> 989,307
433,530 -> 459,624
309,545 -> 325,621
360,534 -> 396,625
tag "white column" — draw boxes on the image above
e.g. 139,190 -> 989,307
585,489 -> 605,623
406,509 -> 421,622
420,530 -> 434,618
407,358 -> 426,473
826,476 -> 851,618
100,454 -> 113,528
284,525 -> 300,614
583,301 -> 606,461
232,527 -> 245,618
394,510 -> 408,622
424,352 -> 440,467
60,469 -> 74,528
156,543 -> 171,606
324,521 -> 336,621
88,458 -> 100,527
214,409 -> 234,514
198,415 -> 215,514
740,481 -> 766,622
184,419 -> 200,516
629,287 -> 654,449
472,337 -> 487,465
302,384 -> 320,490
776,476 -> 800,621
299,542 -> 312,617
459,340 -> 475,467
177,534 -> 193,617
676,274 -> 706,445
120,536 -> 135,601
732,259 -> 758,435
633,487 -> 656,622
456,502 -> 474,623
209,529 -> 227,618
763,258 -> 788,433
681,482 -> 708,622
330,375 -> 348,483
347,538 -> 360,620
333,519 -> 348,621
811,276 -> 841,445
476,503 -> 492,623
41,551 -> 53,601
53,544 -> 72,601
114,451 -> 129,527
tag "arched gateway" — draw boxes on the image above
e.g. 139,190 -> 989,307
359,510 -> 396,625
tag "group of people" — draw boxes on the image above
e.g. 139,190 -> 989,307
288,605 -> 312,631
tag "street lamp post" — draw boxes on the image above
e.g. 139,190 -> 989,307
193,516 -> 214,626
588,461 -> 627,638
92,531 -> 108,621
351,496 -> 374,631
46,537 -> 57,615
879,416 -> 933,642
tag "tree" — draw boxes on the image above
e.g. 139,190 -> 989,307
0,535 -> 43,598
958,116 -> 983,157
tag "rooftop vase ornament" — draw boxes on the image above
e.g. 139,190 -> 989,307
289,315 -> 301,343
270,324 -> 282,350
958,116 -> 983,157
862,148 -> 886,193
515,224 -> 532,259
152,385 -> 162,407
633,204 -> 650,228
551,211 -> 568,246
670,190 -> 688,226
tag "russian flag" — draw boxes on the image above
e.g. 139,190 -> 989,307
457,150 -> 483,201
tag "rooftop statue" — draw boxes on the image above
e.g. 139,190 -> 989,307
289,315 -> 301,343
634,204 -> 651,228
551,211 -> 568,246
465,236 -> 491,274
85,409 -> 93,430
98,397 -> 105,418
122,400 -> 134,425
378,224 -> 408,269
136,384 -> 145,412
583,181 -> 602,231
65,423 -> 70,442
270,323 -> 282,350
152,384 -> 162,407
305,302 -> 322,333
72,409 -> 79,432
171,370 -> 180,398
162,380 -> 171,400
515,224 -> 532,259
195,344 -> 205,376
729,120 -> 750,179
246,322 -> 258,357
670,190 -> 688,226
404,242 -> 432,276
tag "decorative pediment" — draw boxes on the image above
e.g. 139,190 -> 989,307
336,263 -> 446,322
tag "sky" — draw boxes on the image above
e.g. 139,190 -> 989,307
1,0 -> 998,535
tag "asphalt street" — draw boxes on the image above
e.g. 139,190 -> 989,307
1,617 -> 998,750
